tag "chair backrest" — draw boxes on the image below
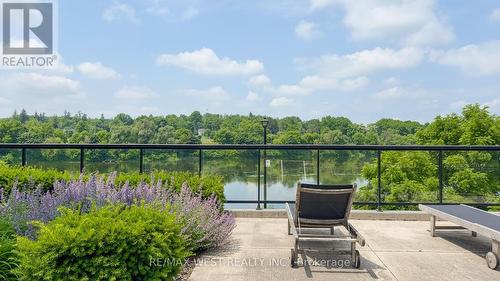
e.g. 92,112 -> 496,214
295,182 -> 356,225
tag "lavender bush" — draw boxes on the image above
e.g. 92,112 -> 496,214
0,173 -> 235,250
172,185 -> 235,251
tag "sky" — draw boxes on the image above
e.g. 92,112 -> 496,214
1,0 -> 500,124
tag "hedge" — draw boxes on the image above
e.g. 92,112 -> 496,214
114,171 -> 224,202
0,162 -> 225,202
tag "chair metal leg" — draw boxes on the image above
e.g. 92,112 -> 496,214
430,215 -> 436,237
492,240 -> 499,256
330,226 -> 334,235
350,241 -> 356,265
288,221 -> 291,235
291,239 -> 299,268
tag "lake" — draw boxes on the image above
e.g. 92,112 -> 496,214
24,151 -> 373,209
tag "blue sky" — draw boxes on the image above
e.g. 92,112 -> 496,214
1,0 -> 500,123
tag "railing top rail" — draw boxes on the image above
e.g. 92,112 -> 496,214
0,143 -> 498,151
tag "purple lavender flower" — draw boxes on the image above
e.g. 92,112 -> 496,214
0,172 -> 235,250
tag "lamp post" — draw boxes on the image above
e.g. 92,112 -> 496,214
261,118 -> 269,208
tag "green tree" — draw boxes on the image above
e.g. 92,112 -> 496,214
0,119 -> 22,142
273,131 -> 305,144
359,151 -> 438,208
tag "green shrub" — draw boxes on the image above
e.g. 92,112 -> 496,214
114,171 -> 225,202
0,162 -> 225,202
0,218 -> 18,281
15,204 -> 190,281
0,162 -> 73,194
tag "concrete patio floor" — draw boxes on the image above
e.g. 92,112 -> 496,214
189,218 -> 500,281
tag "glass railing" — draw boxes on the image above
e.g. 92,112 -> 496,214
0,144 -> 498,210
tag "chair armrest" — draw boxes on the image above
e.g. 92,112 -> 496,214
286,203 -> 298,238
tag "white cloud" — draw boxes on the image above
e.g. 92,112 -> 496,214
0,73 -> 85,116
103,1 -> 139,24
382,77 -> 400,86
78,62 -> 121,80
181,7 -> 199,20
13,53 -> 74,75
0,73 -> 83,98
38,54 -> 74,75
157,48 -> 263,76
295,20 -> 322,41
297,75 -> 368,92
261,74 -> 368,97
297,47 -> 424,78
145,0 -> 199,20
450,100 -> 468,110
373,87 -> 405,99
270,97 -> 294,107
429,41 -> 500,76
246,91 -> 260,102
315,0 -> 454,46
298,75 -> 338,90
185,86 -> 230,102
310,0 -> 335,10
403,20 -> 454,46
114,86 -> 158,99
483,99 -> 500,112
248,74 -> 271,87
489,9 -> 500,21
373,87 -> 423,100
146,0 -> 169,16
273,84 -> 311,96
339,76 -> 369,91
51,62 -> 75,75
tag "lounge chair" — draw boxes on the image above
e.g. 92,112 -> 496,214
285,183 -> 365,268
419,204 -> 500,269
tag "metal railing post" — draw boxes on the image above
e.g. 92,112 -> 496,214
316,149 -> 320,184
21,148 -> 26,166
263,148 -> 267,209
377,150 -> 382,212
79,148 -> 84,173
139,148 -> 144,173
257,149 -> 261,210
438,150 -> 443,204
198,149 -> 202,177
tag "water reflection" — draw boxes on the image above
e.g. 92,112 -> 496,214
27,154 -> 369,209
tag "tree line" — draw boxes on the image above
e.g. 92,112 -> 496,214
0,104 -> 498,207
0,108 -> 428,147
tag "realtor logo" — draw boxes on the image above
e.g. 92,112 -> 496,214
1,0 -> 58,68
